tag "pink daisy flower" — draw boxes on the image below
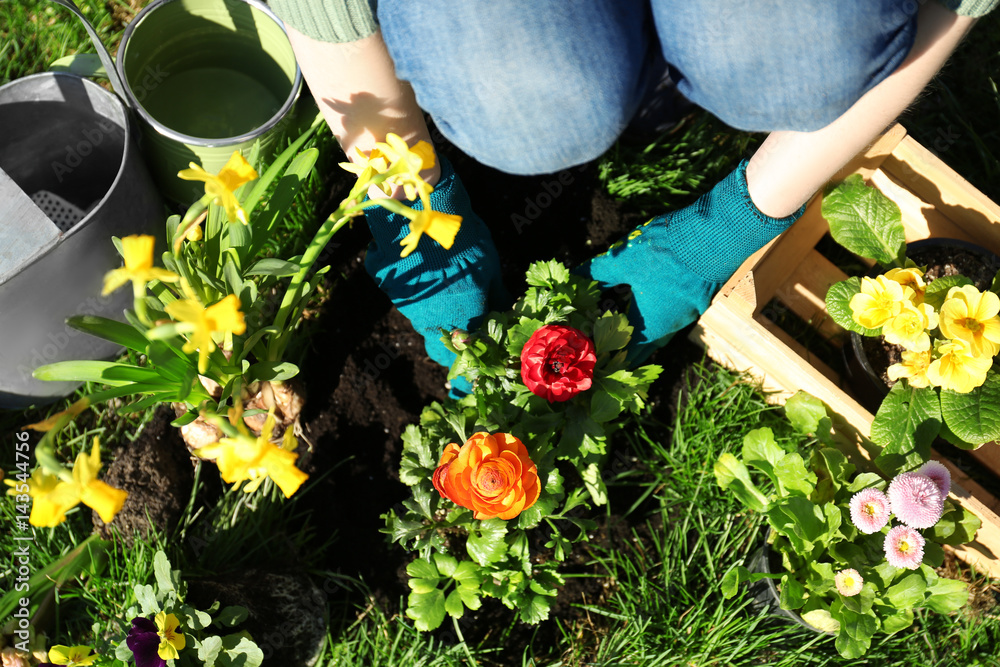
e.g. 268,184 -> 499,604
884,525 -> 925,569
834,569 -> 864,597
915,460 -> 951,499
849,487 -> 891,534
888,472 -> 944,529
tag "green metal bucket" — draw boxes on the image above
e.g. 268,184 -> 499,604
115,0 -> 302,204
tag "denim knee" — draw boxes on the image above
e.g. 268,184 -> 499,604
652,0 -> 918,131
378,0 -> 651,174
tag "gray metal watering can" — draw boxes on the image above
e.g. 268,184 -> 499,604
0,0 -> 165,408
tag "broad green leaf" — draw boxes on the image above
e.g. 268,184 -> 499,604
215,606 -> 249,627
872,383 -> 941,475
842,583 -> 876,615
816,448 -> 854,497
456,584 -> 482,611
516,466 -> 564,529
134,584 -> 158,615
179,604 -> 212,631
581,461 -> 608,506
835,633 -> 870,661
840,606 -> 879,643
590,390 -> 623,423
444,589 -> 466,618
937,505 -> 981,546
406,589 -> 447,631
784,391 -> 828,435
466,519 -> 508,566
714,453 -> 769,512
825,278 -> 884,336
939,371 -> 1000,447
153,551 -> 177,594
67,315 -> 148,352
774,453 -> 817,497
923,275 -> 972,311
220,634 -> 264,667
592,311 -> 632,354
741,427 -> 784,488
779,573 -> 806,610
517,591 -> 553,624
924,577 -> 969,613
768,496 -> 827,546
245,361 -> 299,383
721,566 -> 752,599
409,578 -> 439,594
846,472 -> 885,494
801,609 -> 840,633
885,573 -> 926,609
197,636 -> 223,665
433,553 -> 458,578
881,608 -> 914,634
451,561 -> 483,588
822,174 -> 905,266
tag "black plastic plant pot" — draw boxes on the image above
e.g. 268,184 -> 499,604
745,531 -> 836,636
0,73 -> 164,408
845,237 -> 1000,413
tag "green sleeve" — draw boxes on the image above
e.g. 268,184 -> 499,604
936,0 -> 998,17
268,0 -> 379,43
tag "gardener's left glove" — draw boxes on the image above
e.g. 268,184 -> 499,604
575,159 -> 804,364
364,155 -> 507,397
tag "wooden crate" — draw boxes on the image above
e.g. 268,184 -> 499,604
690,123 -> 1000,579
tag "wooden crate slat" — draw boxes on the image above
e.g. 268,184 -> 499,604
869,168 -> 978,244
774,248 -> 848,343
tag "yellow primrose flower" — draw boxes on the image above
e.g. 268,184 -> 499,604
887,349 -> 934,388
165,294 -> 247,374
938,284 -> 1000,358
399,208 -> 462,258
46,645 -> 98,666
882,300 -> 939,352
102,235 -> 179,296
884,267 -> 926,303
926,338 -> 993,393
849,275 -> 915,330
196,410 -> 308,498
154,612 -> 186,660
177,152 -> 258,224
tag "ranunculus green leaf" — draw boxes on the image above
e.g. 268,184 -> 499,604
451,561 -> 483,589
444,589 -> 466,618
939,371 -> 1000,448
406,589 -> 447,631
517,590 -> 553,625
741,427 -> 784,488
822,174 -> 906,266
872,383 -> 941,475
714,453 -> 769,512
456,584 -> 482,610
466,519 -> 508,566
592,311 -> 633,354
924,577 -> 969,613
826,278 -> 884,336
516,466 -> 564,529
433,553 -> 458,578
409,578 -> 440,594
885,572 -> 926,610
590,390 -> 623,423
406,557 -> 439,581
774,453 -> 817,498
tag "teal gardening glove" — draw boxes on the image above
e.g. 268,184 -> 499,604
364,155 -> 507,397
576,160 -> 804,364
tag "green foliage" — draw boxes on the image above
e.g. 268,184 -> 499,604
821,175 -> 906,267
383,260 -> 660,630
715,391 -> 979,659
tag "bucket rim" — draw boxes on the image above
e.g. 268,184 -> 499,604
115,0 -> 303,148
0,71 -> 134,249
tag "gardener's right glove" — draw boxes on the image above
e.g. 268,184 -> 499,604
575,159 -> 804,364
364,155 -> 507,397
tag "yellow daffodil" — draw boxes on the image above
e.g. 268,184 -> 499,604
9,467 -> 78,528
882,300 -> 938,352
24,397 -> 90,432
938,284 -> 1000,358
165,294 -> 247,374
102,235 -> 179,296
926,338 -> 993,393
374,133 -> 436,201
849,275 -> 915,330
884,267 -> 926,303
339,146 -> 392,195
177,152 -> 258,224
154,612 -> 186,660
399,208 -> 463,258
887,349 -> 934,388
72,438 -> 129,524
196,410 -> 308,498
46,645 -> 98,666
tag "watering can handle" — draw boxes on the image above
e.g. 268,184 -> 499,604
47,0 -> 130,107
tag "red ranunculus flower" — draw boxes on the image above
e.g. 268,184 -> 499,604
520,324 -> 596,402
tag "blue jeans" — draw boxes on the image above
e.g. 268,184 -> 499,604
378,0 -> 918,175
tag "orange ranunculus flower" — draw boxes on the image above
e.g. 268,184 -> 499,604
432,432 -> 540,520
